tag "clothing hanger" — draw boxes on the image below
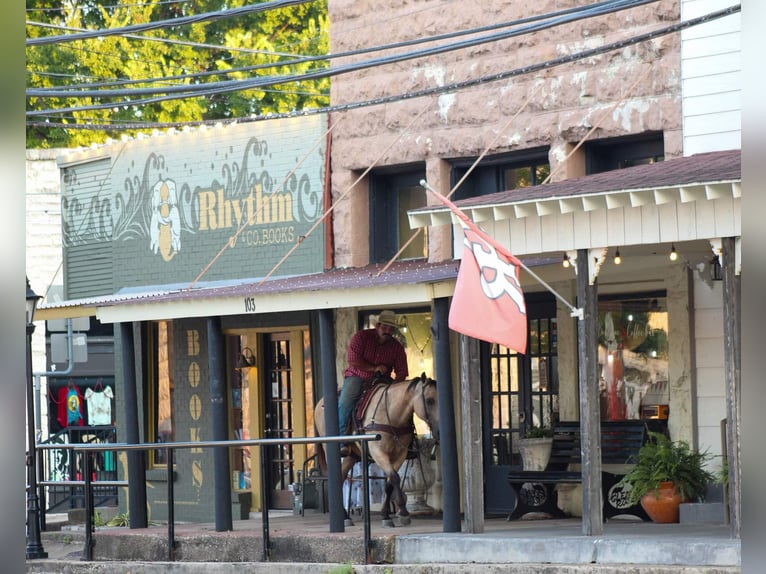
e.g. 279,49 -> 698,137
94,378 -> 103,391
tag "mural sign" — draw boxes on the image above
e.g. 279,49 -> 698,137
61,115 -> 327,291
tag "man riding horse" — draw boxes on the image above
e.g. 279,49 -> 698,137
337,310 -> 408,455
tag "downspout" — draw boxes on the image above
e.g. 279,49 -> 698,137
33,318 -> 75,439
324,114 -> 334,270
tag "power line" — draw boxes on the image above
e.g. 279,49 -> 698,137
26,0 -> 654,114
27,0 -> 632,93
28,19 -> 309,58
25,0 -> 194,14
26,5 -> 741,132
26,0 -> 313,46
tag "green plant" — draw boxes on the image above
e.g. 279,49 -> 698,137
106,511 -> 130,527
523,425 -> 553,439
92,511 -> 106,528
327,563 -> 354,574
619,431 -> 716,505
717,460 -> 729,487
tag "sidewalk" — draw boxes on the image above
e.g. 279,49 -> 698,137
27,510 -> 741,574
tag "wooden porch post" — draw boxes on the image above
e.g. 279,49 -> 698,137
576,249 -> 603,536
722,236 -> 741,537
460,334 -> 483,533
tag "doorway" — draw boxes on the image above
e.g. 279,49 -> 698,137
262,332 -> 295,509
482,295 -> 558,514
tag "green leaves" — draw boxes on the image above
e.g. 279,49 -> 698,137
26,0 -> 330,147
619,431 -> 716,505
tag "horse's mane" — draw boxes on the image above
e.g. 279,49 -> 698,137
406,372 -> 434,393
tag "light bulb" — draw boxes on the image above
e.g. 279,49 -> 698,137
562,253 -> 570,268
669,245 -> 678,261
614,249 -> 622,265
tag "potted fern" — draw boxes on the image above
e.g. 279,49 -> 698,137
517,425 -> 554,471
618,431 -> 715,523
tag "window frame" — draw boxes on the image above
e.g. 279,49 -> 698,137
369,166 -> 427,263
449,147 -> 550,201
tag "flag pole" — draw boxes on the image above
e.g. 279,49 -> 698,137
420,180 -> 583,320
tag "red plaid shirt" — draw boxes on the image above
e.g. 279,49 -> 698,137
343,328 -> 409,383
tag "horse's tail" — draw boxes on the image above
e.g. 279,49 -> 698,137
312,414 -> 328,475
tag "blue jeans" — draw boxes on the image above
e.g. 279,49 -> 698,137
337,375 -> 365,434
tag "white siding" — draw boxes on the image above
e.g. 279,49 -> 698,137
26,149 -> 71,442
693,279 -> 726,461
681,0 -> 742,155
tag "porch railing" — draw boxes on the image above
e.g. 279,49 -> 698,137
36,433 -> 381,563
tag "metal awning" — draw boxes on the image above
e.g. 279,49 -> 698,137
35,260 -> 460,324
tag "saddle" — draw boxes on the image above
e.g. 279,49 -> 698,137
350,379 -> 415,440
351,380 -> 388,431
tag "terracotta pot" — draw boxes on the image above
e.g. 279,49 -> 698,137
640,481 -> 683,523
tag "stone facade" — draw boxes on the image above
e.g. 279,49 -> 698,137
328,0 -> 682,267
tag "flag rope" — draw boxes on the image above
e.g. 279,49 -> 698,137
420,179 -> 583,320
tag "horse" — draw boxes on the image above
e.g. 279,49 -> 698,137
313,372 -> 439,527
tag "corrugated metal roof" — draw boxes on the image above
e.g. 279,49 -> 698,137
108,259 -> 461,307
36,260 -> 462,319
458,149 -> 739,208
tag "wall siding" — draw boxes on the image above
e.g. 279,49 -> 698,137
681,0 -> 741,155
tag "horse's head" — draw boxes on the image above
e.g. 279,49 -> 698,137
408,372 -> 440,442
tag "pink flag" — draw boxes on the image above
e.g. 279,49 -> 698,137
430,192 -> 528,353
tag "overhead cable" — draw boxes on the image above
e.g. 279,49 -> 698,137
26,0 -> 654,112
26,4 -> 741,131
26,0 -> 312,46
27,0 -> 641,93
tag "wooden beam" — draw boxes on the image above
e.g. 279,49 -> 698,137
576,249 -> 603,536
460,335 -> 484,533
722,236 -> 741,537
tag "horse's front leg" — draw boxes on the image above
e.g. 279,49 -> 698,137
380,482 -> 395,527
387,471 -> 410,526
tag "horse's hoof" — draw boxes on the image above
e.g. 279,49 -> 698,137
395,515 -> 411,526
344,518 -> 354,527
381,519 -> 395,528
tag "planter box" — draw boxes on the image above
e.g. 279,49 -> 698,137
679,502 -> 725,524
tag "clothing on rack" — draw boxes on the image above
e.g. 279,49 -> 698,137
84,385 -> 114,426
55,384 -> 84,428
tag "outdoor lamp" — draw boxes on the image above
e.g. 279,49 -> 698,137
26,277 -> 47,559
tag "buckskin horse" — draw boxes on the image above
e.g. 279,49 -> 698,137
313,372 -> 440,527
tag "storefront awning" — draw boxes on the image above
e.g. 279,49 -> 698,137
409,149 -> 741,260
36,259 -> 462,324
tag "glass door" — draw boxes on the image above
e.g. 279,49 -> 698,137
482,296 -> 558,514
262,332 -> 294,509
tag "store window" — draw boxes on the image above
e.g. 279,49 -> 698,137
369,168 -> 428,263
229,335 -> 253,491
585,133 -> 664,174
451,148 -> 550,201
150,321 -> 175,466
598,294 -> 669,422
359,309 -> 434,437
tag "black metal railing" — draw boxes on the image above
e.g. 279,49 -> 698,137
36,433 -> 380,563
38,426 -> 118,519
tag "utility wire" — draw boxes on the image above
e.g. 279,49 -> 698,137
29,19 -> 305,58
26,0 -> 313,46
27,0 -> 630,92
26,4 -> 740,132
26,0 -> 654,114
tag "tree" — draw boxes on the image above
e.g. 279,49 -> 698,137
25,0 -> 329,148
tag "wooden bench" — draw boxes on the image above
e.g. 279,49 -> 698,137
506,420 -> 651,521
